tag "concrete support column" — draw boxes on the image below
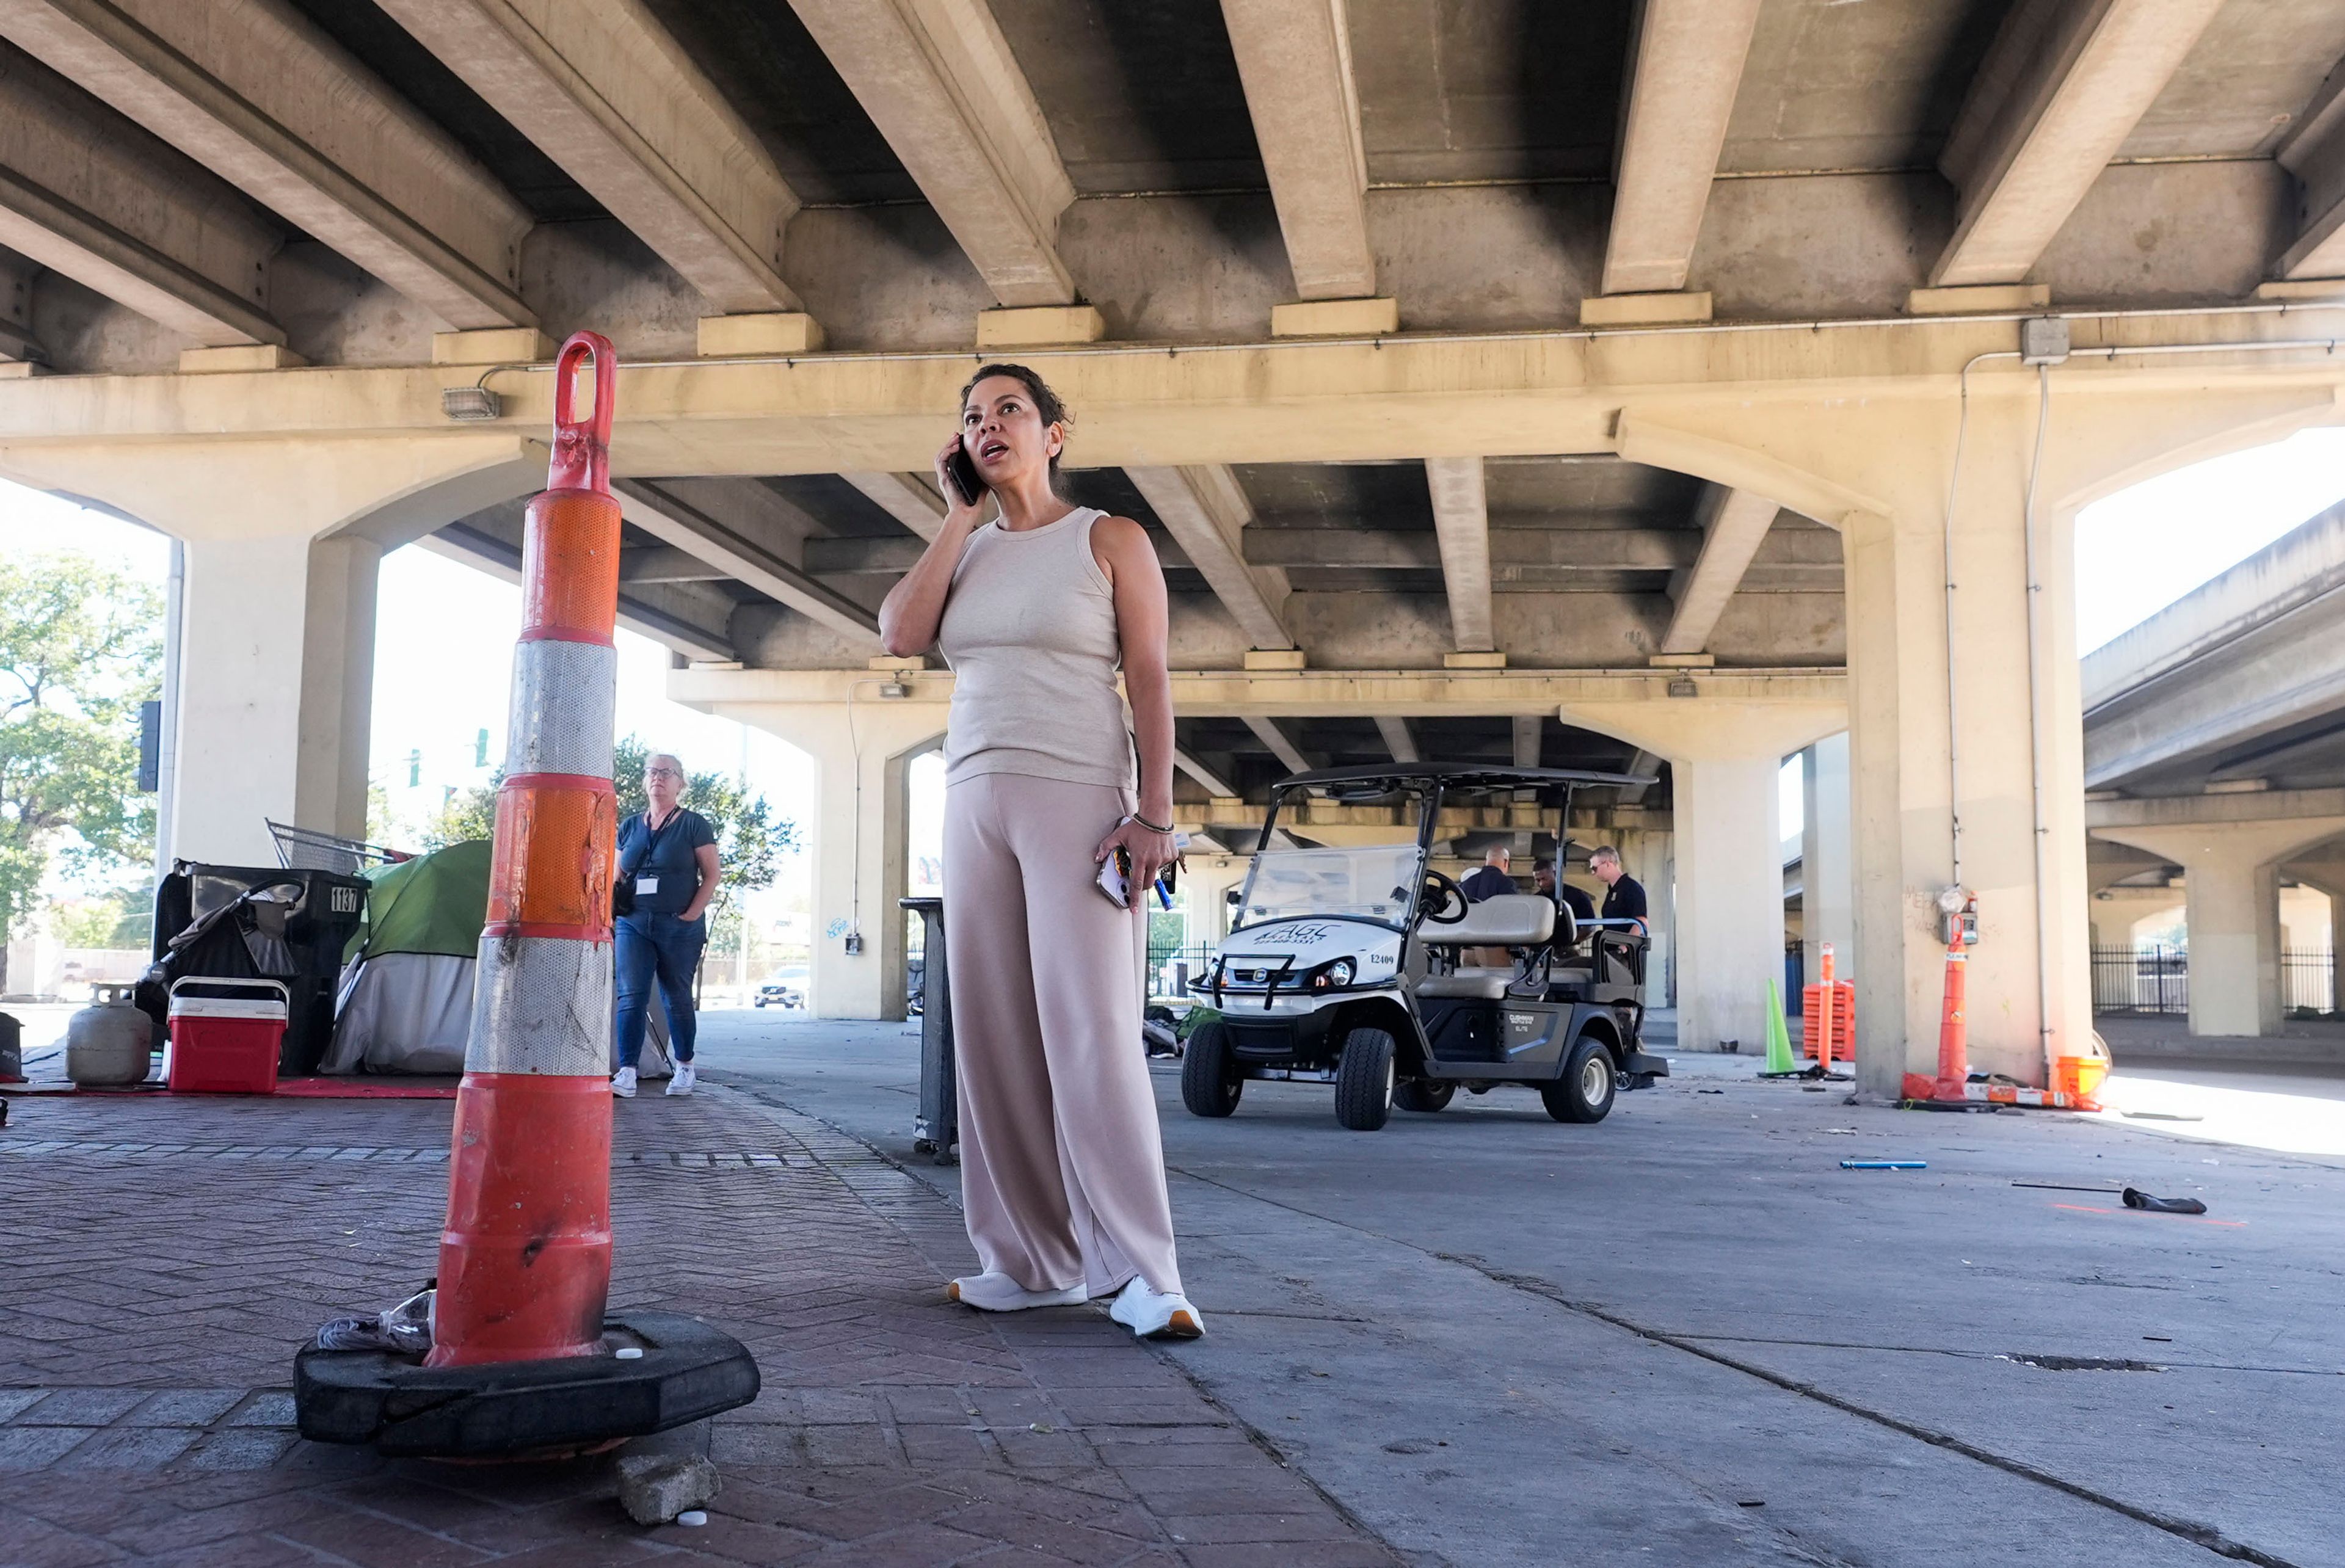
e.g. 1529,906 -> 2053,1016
2096,824 -> 2345,1036
1839,414 -> 2096,1094
708,696 -> 945,1020
1181,852 -> 1253,947
1673,755 -> 1783,1053
172,532 -> 379,866
2285,848 -> 2345,1017
1800,733 -> 1853,992
1593,827 -> 1675,1011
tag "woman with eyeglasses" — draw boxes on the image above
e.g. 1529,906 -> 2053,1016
611,752 -> 720,1098
876,363 -> 1201,1341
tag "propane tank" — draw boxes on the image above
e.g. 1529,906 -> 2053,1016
67,997 -> 154,1086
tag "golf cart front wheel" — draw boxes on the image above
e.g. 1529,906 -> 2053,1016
1180,1019 -> 1244,1117
1541,1036 -> 1616,1124
1394,1078 -> 1453,1113
1334,1028 -> 1396,1131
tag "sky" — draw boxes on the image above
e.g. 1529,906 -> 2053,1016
9,420 -> 2345,906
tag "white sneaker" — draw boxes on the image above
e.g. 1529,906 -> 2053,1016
946,1272 -> 1086,1312
1107,1277 -> 1203,1340
665,1062 -> 696,1096
611,1067 -> 637,1098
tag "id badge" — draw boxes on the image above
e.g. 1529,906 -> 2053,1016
635,876 -> 659,896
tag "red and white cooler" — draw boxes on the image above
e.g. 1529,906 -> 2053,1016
167,977 -> 287,1094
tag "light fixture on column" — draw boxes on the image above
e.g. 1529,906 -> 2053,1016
1666,675 -> 1698,698
440,385 -> 501,421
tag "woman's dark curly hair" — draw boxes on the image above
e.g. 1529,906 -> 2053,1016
961,363 -> 1072,481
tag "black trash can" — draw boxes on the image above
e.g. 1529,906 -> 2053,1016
900,897 -> 956,1166
146,862 -> 371,1077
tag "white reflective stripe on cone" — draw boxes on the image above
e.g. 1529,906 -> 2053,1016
504,637 -> 618,779
465,933 -> 614,1076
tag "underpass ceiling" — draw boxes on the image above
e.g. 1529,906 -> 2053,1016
278,0 -> 606,222
645,0 -> 923,205
2121,0 -> 2345,160
1722,0 -> 2007,174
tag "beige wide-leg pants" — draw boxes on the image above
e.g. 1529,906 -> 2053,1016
942,772 -> 1184,1298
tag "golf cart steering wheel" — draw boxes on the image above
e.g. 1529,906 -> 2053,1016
1417,869 -> 1468,925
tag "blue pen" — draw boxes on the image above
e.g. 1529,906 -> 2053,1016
1841,1160 -> 1927,1171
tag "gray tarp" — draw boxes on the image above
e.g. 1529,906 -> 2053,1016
323,952 -> 672,1078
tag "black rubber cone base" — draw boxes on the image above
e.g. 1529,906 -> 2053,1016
294,1310 -> 758,1458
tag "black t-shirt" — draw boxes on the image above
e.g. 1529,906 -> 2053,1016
1460,865 -> 1516,902
1551,881 -> 1596,925
619,807 -> 716,918
1601,873 -> 1648,929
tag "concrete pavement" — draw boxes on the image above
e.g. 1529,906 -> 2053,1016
710,1011 -> 2345,1568
5,1011 -> 2341,1566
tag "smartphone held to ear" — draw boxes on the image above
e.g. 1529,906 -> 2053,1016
945,438 -> 987,507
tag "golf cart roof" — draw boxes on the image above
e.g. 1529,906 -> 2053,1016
1272,763 -> 1657,792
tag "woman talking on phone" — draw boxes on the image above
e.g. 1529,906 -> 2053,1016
877,363 -> 1200,1341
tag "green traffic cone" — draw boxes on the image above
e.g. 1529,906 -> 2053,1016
1762,978 -> 1797,1074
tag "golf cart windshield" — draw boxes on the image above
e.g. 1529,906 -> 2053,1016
1234,843 -> 1425,931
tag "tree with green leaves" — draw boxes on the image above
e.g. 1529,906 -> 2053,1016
0,554 -> 162,987
421,733 -> 795,916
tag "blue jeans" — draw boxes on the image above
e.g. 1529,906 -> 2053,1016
615,910 -> 705,1068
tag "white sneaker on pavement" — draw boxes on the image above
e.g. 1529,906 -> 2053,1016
1107,1277 -> 1204,1340
666,1062 -> 696,1095
946,1272 -> 1086,1312
611,1066 -> 637,1098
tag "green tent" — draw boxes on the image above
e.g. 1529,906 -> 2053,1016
323,841 -> 489,1074
346,840 -> 490,963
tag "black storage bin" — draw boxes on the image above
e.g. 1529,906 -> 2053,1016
900,897 -> 956,1164
147,862 -> 370,1076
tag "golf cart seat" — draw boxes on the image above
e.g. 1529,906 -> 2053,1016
1419,895 -> 1554,999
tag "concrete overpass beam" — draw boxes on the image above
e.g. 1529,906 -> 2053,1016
1424,457 -> 1493,655
787,0 -> 1076,310
613,478 -> 881,648
1375,717 -> 1419,764
1125,465 -> 1294,652
2275,64 -> 2345,281
842,471 -> 946,543
1659,487 -> 1781,656
0,0 -> 535,330
172,533 -> 377,866
1930,0 -> 2226,289
1243,716 -> 1311,777
377,0 -> 805,315
0,42 -> 283,346
1218,0 -> 1376,304
1599,0 -> 1765,298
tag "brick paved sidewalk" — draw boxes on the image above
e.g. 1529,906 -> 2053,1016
0,1078 -> 1398,1567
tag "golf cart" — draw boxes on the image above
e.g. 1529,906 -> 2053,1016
1181,764 -> 1667,1131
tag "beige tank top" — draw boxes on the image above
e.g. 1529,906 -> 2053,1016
937,506 -> 1136,790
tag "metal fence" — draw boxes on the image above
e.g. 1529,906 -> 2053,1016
2091,945 -> 2337,1016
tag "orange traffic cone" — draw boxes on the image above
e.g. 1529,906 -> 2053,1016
1934,924 -> 1969,1102
428,333 -> 622,1367
297,333 -> 757,1456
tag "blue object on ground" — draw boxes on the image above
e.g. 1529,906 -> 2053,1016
1841,1160 -> 1927,1170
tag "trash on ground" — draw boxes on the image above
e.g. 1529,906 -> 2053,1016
313,1283 -> 434,1356
615,1346 -> 644,1360
1841,1160 -> 1926,1171
677,1510 -> 708,1528
2123,1188 -> 2209,1215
